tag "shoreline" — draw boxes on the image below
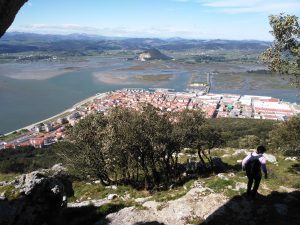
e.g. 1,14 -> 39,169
3,87 -> 300,138
3,93 -> 103,137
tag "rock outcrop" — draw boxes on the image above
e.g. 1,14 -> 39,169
96,182 -> 228,225
0,0 -> 28,37
0,164 -> 72,225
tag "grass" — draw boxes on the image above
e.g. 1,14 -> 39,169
207,148 -> 300,195
0,185 -> 20,200
152,188 -> 188,202
0,146 -> 298,213
69,181 -> 150,202
263,155 -> 300,190
0,172 -> 18,182
69,148 -> 299,206
96,201 -> 128,216
152,179 -> 196,202
205,177 -> 235,193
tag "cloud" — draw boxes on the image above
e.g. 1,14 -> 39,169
10,23 -> 231,39
174,0 -> 300,14
11,24 -> 104,34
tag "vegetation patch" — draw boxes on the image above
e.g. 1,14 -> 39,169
205,177 -> 235,193
0,129 -> 29,142
0,147 -> 59,174
135,74 -> 173,82
97,201 -> 128,216
0,185 -> 20,200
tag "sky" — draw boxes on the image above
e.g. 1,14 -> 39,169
8,0 -> 300,40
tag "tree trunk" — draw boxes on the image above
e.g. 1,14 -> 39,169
197,149 -> 206,166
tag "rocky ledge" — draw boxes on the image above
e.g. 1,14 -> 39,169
0,164 -> 72,225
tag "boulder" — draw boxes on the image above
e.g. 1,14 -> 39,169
0,165 -> 72,225
96,187 -> 227,225
217,173 -> 229,180
105,185 -> 118,190
264,154 -> 277,163
232,149 -> 251,156
107,194 -> 118,200
233,182 -> 247,191
285,157 -> 297,161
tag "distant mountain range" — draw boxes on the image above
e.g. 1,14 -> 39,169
0,32 -> 271,54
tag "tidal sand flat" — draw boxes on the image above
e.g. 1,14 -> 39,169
0,62 -> 80,80
93,72 -> 174,85
1,57 -> 299,134
93,72 -> 137,85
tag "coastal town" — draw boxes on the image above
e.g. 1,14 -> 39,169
1,88 -> 300,150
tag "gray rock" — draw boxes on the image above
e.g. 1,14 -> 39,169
15,171 -> 46,195
0,165 -> 70,225
228,173 -> 235,177
68,199 -> 110,208
135,197 -> 152,204
107,194 -> 118,200
264,153 -> 277,163
217,173 -> 229,180
285,157 -> 297,161
232,149 -> 251,156
97,188 -> 227,225
233,182 -> 247,191
51,163 -> 67,175
0,192 -> 6,200
105,185 -> 118,190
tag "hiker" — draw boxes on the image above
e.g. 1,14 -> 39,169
242,146 -> 268,198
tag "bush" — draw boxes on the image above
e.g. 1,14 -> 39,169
238,135 -> 260,149
209,118 -> 276,148
0,146 -> 59,174
268,116 -> 300,156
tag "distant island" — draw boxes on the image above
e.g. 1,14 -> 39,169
136,48 -> 172,61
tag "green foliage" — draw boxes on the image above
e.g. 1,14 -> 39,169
57,113 -> 111,185
70,181 -> 148,202
261,14 -> 300,87
58,107 -> 222,189
209,118 -> 276,148
0,146 -> 59,174
174,110 -> 223,170
152,188 -> 188,202
0,185 -> 20,200
268,116 -> 300,156
205,178 -> 235,192
238,135 -> 260,149
96,202 -> 127,216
